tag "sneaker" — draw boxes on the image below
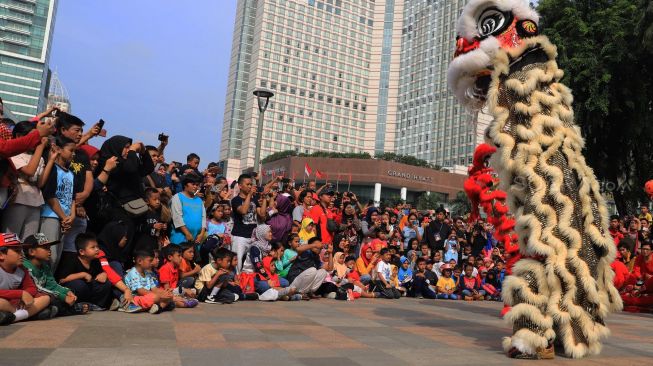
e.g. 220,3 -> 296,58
279,295 -> 290,301
204,295 -> 219,304
290,294 -> 303,301
326,292 -> 337,299
507,344 -> 555,360
0,311 -> 16,326
183,298 -> 199,308
242,293 -> 258,301
109,299 -> 121,311
346,289 -> 354,301
148,304 -> 160,314
88,303 -> 106,311
119,302 -> 143,313
36,305 -> 58,320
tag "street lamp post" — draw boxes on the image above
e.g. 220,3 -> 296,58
253,88 -> 274,175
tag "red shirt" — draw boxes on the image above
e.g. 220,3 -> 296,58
158,262 -> 179,289
308,203 -> 334,244
633,255 -> 653,281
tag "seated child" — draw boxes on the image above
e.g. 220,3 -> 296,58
459,263 -> 486,301
409,258 -> 437,299
419,243 -> 431,261
124,250 -> 174,313
158,245 -> 198,308
276,234 -> 299,278
444,233 -> 459,263
22,233 -> 88,316
424,260 -> 439,293
0,233 -> 53,325
436,264 -> 458,300
483,269 -> 502,301
373,248 -> 401,299
397,256 -> 413,295
256,242 -> 295,298
344,256 -> 377,299
179,243 -> 200,289
56,233 -> 113,310
257,256 -> 298,301
197,248 -> 242,304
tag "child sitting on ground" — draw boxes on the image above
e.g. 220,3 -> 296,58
135,188 -> 168,251
409,258 -> 437,299
344,256 -> 377,298
459,263 -> 486,301
179,243 -> 201,290
0,233 -> 53,325
397,256 -> 413,296
483,269 -> 502,301
197,248 -> 242,304
436,264 -> 458,300
22,233 -> 88,316
158,245 -> 198,308
56,233 -> 113,311
276,234 -> 299,278
374,248 -> 401,299
124,250 -> 174,313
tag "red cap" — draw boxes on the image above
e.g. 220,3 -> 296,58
0,233 -> 23,248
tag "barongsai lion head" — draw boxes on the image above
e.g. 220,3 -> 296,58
447,0 -> 541,109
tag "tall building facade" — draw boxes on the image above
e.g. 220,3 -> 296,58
0,0 -> 58,120
395,0 -> 485,169
219,0 -> 404,176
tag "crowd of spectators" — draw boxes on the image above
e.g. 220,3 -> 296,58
1,103 -> 652,325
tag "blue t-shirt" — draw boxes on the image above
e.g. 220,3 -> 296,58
171,193 -> 204,244
41,164 -> 74,219
207,220 -> 226,236
124,267 -> 158,293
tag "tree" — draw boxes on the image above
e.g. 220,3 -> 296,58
538,0 -> 653,214
416,192 -> 447,211
449,191 -> 471,217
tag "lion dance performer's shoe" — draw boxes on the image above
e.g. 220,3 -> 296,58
449,0 -> 622,359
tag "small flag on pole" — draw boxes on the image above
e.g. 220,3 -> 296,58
304,163 -> 312,177
315,170 -> 325,179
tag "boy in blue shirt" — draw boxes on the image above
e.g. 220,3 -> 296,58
40,136 -> 76,270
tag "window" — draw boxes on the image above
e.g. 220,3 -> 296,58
333,135 -> 338,141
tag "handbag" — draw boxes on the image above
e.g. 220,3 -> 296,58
121,198 -> 148,217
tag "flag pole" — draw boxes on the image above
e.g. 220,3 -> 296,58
336,173 -> 340,192
347,173 -> 351,192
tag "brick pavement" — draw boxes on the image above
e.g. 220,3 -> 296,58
0,299 -> 651,366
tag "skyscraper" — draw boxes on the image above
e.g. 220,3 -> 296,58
0,0 -> 58,120
395,0 -> 487,169
219,0 -> 403,176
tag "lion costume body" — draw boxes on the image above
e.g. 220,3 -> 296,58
448,0 -> 622,359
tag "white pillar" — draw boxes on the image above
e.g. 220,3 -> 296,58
426,191 -> 431,196
374,183 -> 382,207
400,187 -> 407,201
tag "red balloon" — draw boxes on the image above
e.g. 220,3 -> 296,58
646,180 -> 653,198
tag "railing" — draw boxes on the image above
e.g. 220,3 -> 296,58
4,2 -> 34,15
1,33 -> 30,45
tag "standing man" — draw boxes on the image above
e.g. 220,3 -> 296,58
308,189 -> 335,245
425,206 -> 451,254
230,174 -> 267,273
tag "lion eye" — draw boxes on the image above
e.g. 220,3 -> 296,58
477,8 -> 511,38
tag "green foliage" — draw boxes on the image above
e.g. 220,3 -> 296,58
538,0 -> 653,213
262,150 -> 445,171
449,191 -> 472,217
416,192 -> 447,211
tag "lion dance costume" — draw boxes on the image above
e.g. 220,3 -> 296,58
449,0 -> 622,359
464,143 -> 520,317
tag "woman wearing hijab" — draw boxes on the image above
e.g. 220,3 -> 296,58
298,217 -> 316,244
95,135 -> 154,222
96,221 -> 130,276
355,243 -> 378,284
332,252 -> 349,283
397,256 -> 413,295
267,195 -> 292,243
361,207 -> 380,238
242,224 -> 273,276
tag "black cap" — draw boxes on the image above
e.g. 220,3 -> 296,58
23,233 -> 60,248
320,190 -> 335,196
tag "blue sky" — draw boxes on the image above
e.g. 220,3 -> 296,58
49,1 -> 237,166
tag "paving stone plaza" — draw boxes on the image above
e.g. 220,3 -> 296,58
1,299 -> 651,366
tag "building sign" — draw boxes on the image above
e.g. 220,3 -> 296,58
387,170 -> 433,182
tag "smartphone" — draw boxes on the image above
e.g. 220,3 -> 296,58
158,133 -> 169,142
97,119 -> 105,129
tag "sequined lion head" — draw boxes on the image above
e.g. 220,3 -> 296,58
447,0 -> 540,109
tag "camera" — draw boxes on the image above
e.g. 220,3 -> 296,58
158,133 -> 169,142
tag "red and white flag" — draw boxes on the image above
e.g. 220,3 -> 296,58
304,163 -> 312,177
315,170 -> 326,179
